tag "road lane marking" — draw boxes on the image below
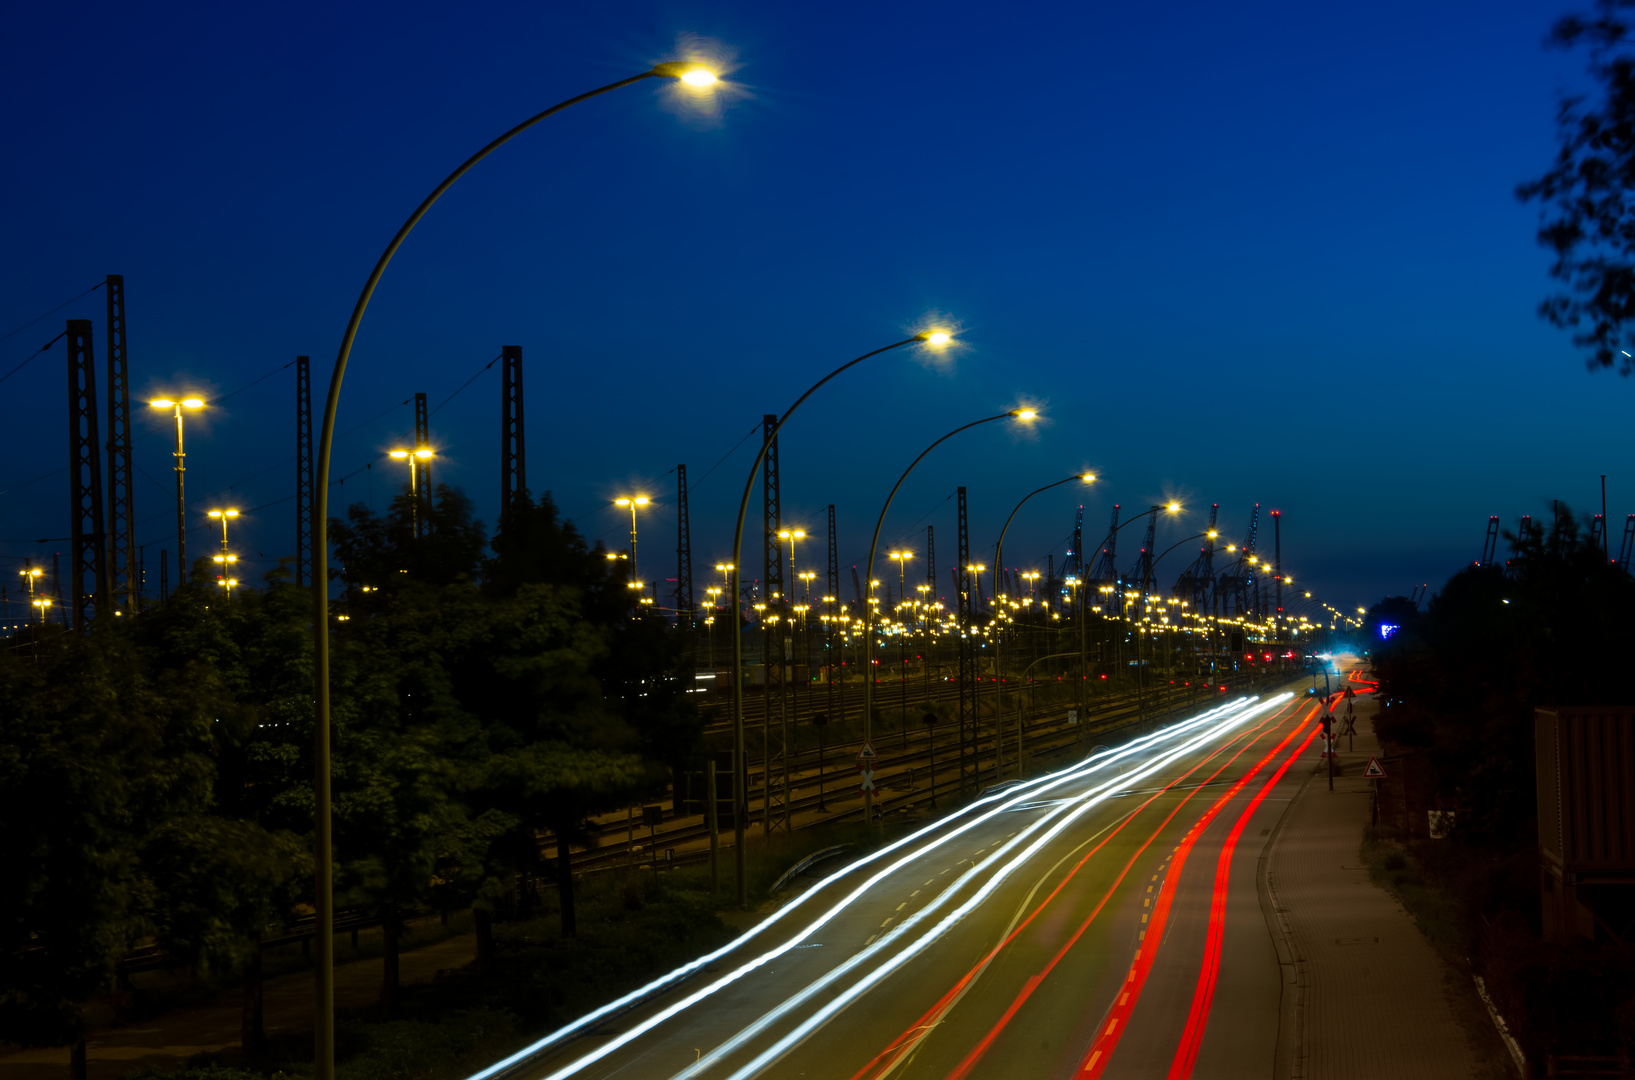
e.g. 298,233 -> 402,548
1076,702 -> 1318,1080
909,890 -> 920,897
709,701 -> 1297,1080
895,903 -> 907,911
1166,721 -> 1325,1079
927,701 -> 1305,1080
517,696 -> 1278,1080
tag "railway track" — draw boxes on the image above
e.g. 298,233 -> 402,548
552,674 -> 1253,875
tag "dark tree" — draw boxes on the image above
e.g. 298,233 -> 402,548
1519,0 -> 1635,373
0,633 -> 215,1080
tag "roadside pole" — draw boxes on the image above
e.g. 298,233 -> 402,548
1324,711 -> 1335,791
706,761 -> 719,897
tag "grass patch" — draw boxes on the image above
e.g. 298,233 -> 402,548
127,871 -> 735,1080
1359,824 -> 1473,962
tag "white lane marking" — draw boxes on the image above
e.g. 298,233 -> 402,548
688,699 -> 1292,1080
523,695 -> 1281,1080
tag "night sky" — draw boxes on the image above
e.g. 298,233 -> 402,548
2,0 -> 1623,617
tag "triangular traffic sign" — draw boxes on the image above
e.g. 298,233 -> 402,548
1363,756 -> 1386,778
857,742 -> 876,760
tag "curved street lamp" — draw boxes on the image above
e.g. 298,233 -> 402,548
860,408 -> 1038,819
724,330 -> 952,906
988,472 -> 1095,771
306,60 -> 718,1079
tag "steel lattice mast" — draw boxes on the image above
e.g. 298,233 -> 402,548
500,345 -> 524,509
66,320 -> 109,629
103,275 -> 136,613
956,487 -> 978,793
296,356 -> 315,587
675,463 -> 693,628
760,414 -> 784,834
413,392 -> 432,536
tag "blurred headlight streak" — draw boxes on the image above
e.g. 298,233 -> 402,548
689,695 -> 1293,1080
468,695 -> 1275,1080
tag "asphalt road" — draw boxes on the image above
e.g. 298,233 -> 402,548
482,680 -> 1336,1080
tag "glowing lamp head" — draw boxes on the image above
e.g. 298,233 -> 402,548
1166,502 -> 1181,512
150,398 -> 174,408
1014,409 -> 1038,421
181,398 -> 204,409
414,448 -> 433,459
922,330 -> 952,347
389,450 -> 410,459
1080,473 -> 1096,482
652,61 -> 719,85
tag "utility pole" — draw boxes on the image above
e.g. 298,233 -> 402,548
500,346 -> 524,510
1272,509 -> 1283,642
413,393 -> 432,536
761,415 -> 783,835
296,357 -> 314,587
956,488 -> 978,793
103,276 -> 136,614
675,464 -> 693,630
66,320 -> 109,629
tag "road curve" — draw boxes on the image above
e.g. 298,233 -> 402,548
469,688 -> 1327,1080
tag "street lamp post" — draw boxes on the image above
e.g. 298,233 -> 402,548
149,397 -> 204,584
306,60 -> 721,1080
725,331 -> 952,907
208,508 -> 239,557
208,509 -> 240,593
19,566 -> 44,627
770,527 -> 804,834
617,495 -> 651,611
991,473 -> 1095,764
388,448 -> 435,534
861,408 -> 1037,821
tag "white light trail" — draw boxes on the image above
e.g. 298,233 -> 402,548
467,696 -> 1266,1080
689,695 -> 1292,1080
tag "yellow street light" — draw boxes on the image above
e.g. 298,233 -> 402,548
208,507 -> 240,563
389,448 -> 436,534
615,495 -> 651,604
151,396 -> 206,583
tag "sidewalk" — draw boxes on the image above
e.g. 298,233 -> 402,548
1262,694 -> 1480,1079
0,933 -> 477,1080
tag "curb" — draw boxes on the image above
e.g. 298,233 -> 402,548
1258,761 -> 1322,1080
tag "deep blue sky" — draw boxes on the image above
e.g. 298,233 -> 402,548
2,0 -> 1625,615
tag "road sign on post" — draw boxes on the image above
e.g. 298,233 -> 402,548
858,767 -> 876,794
1364,756 -> 1387,778
857,741 -> 876,761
